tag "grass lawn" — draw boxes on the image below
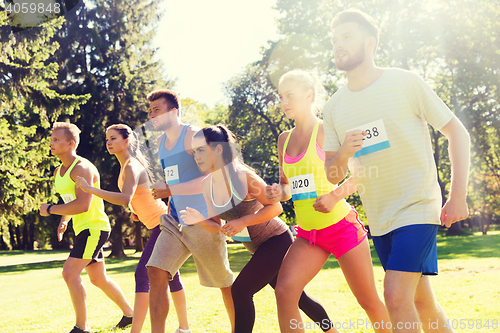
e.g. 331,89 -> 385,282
1,231 -> 499,333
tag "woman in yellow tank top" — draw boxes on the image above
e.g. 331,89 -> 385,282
75,124 -> 191,333
266,70 -> 390,333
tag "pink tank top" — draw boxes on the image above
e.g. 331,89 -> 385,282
118,158 -> 166,229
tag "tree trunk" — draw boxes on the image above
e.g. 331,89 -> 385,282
481,214 -> 490,235
446,221 -> 464,235
15,225 -> 22,249
134,222 -> 144,253
22,221 -> 29,250
430,128 -> 447,204
29,217 -> 35,250
0,227 -> 7,250
108,205 -> 126,258
9,222 -> 17,249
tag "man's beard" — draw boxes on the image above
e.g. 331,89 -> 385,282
335,44 -> 365,71
153,117 -> 171,132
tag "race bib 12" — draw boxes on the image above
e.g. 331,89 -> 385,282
348,119 -> 391,158
164,165 -> 180,185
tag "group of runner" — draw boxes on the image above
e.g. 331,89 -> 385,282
39,8 -> 470,333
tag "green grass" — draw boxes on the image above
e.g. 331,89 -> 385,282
1,233 -> 500,332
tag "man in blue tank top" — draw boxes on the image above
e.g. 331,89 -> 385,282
145,89 -> 234,333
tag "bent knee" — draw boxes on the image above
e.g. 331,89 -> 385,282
414,298 -> 438,314
231,280 -> 253,300
147,266 -> 170,285
384,289 -> 409,311
62,267 -> 79,283
274,280 -> 299,303
89,275 -> 108,287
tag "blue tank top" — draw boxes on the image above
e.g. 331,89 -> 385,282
158,125 -> 208,225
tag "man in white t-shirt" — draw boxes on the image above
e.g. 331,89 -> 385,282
323,8 -> 470,333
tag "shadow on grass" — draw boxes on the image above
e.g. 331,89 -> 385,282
0,259 -> 67,273
0,256 -> 139,275
0,249 -> 70,257
2,232 -> 499,275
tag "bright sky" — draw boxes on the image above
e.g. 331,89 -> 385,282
153,0 -> 280,107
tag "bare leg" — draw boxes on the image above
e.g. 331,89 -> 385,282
220,285 -> 235,333
171,289 -> 190,330
148,266 -> 171,333
384,270 -> 422,333
275,238 -> 339,333
415,276 -> 455,333
130,292 -> 149,333
62,257 -> 93,331
85,261 -> 133,316
337,238 -> 390,333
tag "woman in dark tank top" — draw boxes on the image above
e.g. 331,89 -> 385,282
179,125 -> 337,333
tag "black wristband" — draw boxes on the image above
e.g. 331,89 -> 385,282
47,204 -> 53,215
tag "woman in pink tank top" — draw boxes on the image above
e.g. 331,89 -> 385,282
266,70 -> 390,333
75,124 -> 191,333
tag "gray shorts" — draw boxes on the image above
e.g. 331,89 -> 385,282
146,214 -> 233,288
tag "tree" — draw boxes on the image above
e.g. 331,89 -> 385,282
0,10 -> 89,249
45,0 -> 171,255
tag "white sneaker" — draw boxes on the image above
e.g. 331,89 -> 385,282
173,328 -> 192,333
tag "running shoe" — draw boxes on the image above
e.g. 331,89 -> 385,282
173,328 -> 192,333
69,326 -> 92,333
113,315 -> 133,329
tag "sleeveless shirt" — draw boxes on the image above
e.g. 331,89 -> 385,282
210,175 -> 288,254
118,158 -> 165,229
282,121 -> 351,231
158,125 -> 208,225
54,156 -> 110,236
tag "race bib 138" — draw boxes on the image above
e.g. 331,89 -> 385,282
348,119 -> 391,158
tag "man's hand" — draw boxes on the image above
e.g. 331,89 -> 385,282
150,182 -> 171,199
39,203 -> 50,216
338,130 -> 367,159
130,212 -> 140,222
440,197 -> 469,228
265,183 -> 282,204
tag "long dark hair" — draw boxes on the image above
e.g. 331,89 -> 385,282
107,124 -> 151,180
195,124 -> 251,203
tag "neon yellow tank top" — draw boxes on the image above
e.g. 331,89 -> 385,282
54,156 -> 110,236
283,121 -> 351,231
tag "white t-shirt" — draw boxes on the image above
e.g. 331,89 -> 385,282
323,68 -> 455,236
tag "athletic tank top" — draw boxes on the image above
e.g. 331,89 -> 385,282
283,121 -> 351,231
210,175 -> 288,254
158,125 -> 208,225
54,156 -> 111,236
118,158 -> 165,229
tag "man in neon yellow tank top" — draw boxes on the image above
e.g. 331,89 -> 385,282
39,122 -> 133,333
